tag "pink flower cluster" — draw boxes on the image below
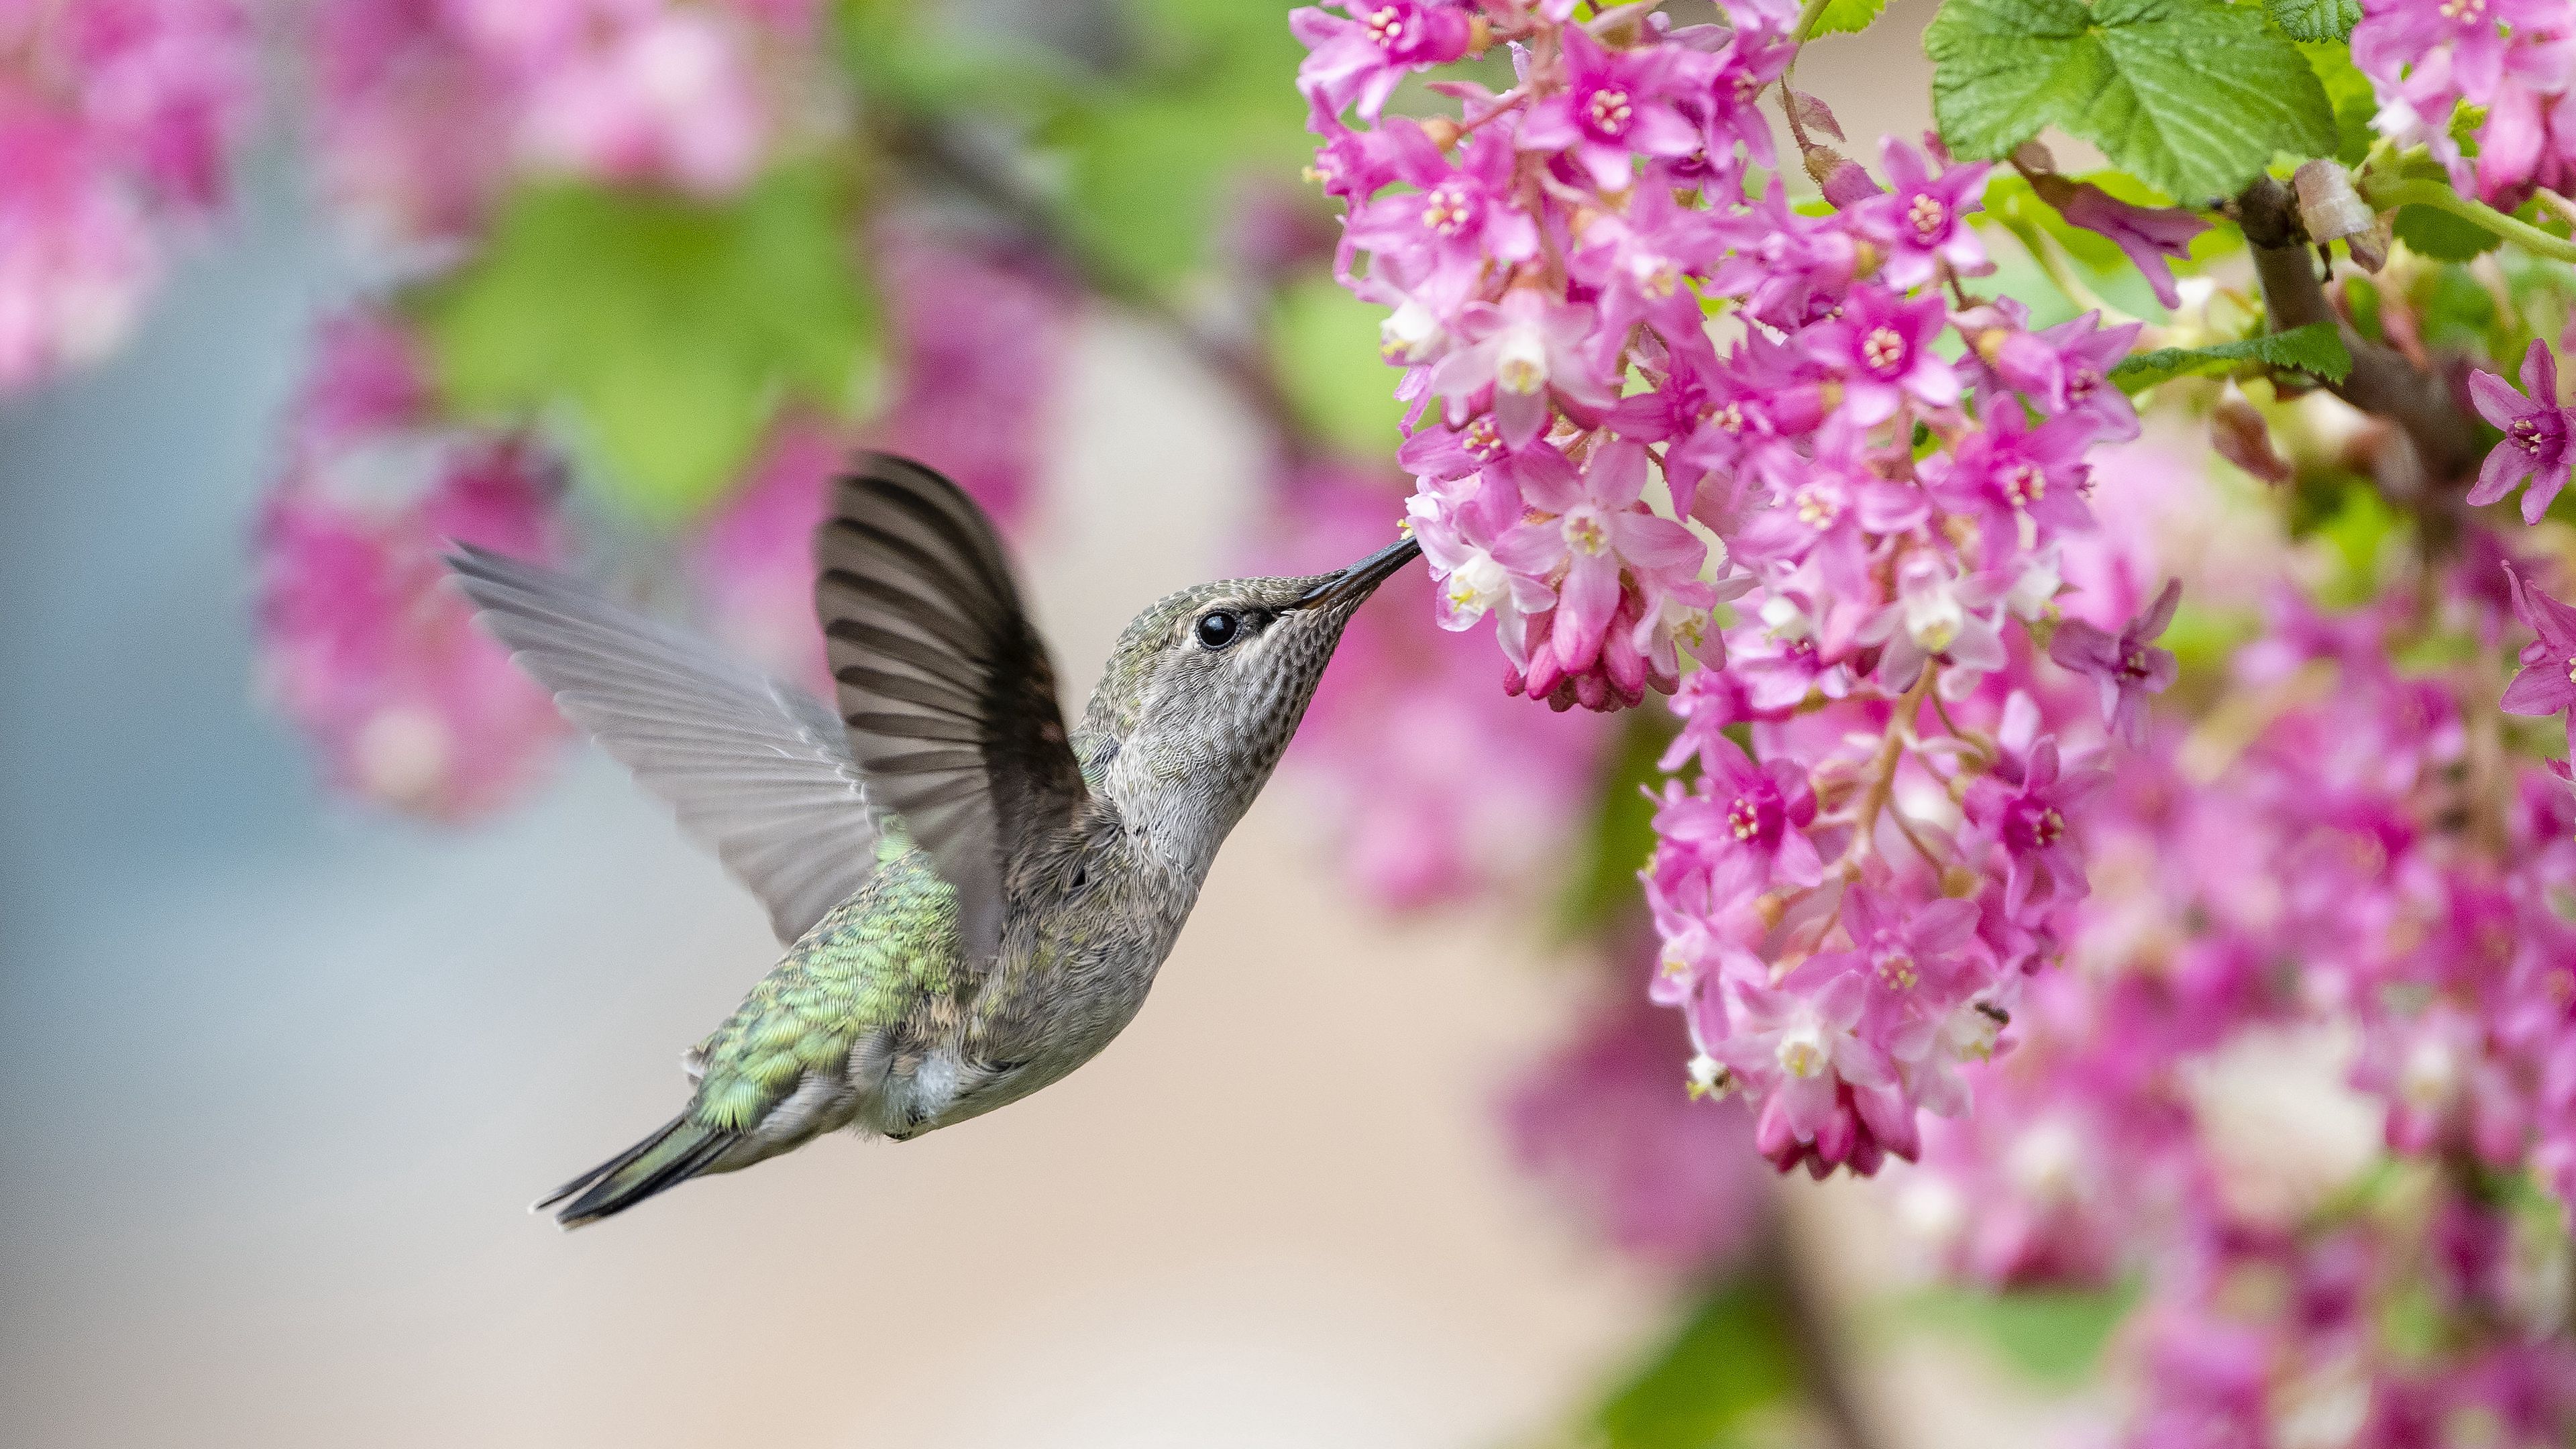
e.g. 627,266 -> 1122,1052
1297,0 -> 2155,1176
255,309 -> 572,820
0,0 -> 254,390
308,0 -> 816,241
1894,569 -> 2576,1444
2355,0 -> 2576,205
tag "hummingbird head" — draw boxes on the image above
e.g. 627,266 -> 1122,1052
1079,534 -> 1421,868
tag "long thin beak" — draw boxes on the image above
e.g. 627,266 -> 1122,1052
1293,534 -> 1423,611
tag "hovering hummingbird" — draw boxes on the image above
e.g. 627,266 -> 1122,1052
449,453 -> 1419,1227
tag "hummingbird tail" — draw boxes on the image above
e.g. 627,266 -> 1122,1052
535,1116 -> 735,1230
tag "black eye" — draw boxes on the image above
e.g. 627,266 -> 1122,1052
1195,610 -> 1242,649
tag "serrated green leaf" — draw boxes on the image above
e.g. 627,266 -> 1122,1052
2109,321 -> 2353,389
1896,1283 -> 2141,1388
1269,276 -> 1408,453
1927,0 -> 2338,201
1811,0 -> 1892,38
418,168 -> 873,523
2395,203 -> 2504,261
2265,0 -> 2357,42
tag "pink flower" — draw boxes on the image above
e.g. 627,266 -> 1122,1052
1429,289 -> 1615,449
0,99 -> 159,390
2049,578 -> 2182,747
58,0 -> 256,213
2037,309 -> 2145,442
1850,136 -> 1990,291
1929,397 -> 2097,557
2500,563 -> 2576,752
1964,700 -> 2105,913
256,307 -> 571,819
1493,441 -> 1709,670
1515,23 -> 1700,191
1714,967 -> 1915,1177
1291,2 -> 1473,128
2354,0 -> 2563,101
1798,283 -> 1960,426
1858,551 -> 2008,692
2029,173 -> 2208,311
2467,341 -> 2575,523
504,1 -> 769,195
1655,736 -> 1825,890
1346,123 -> 1538,313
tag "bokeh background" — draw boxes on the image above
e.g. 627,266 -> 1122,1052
0,12 -> 1994,1448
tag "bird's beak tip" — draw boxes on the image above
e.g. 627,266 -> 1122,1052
1295,535 -> 1423,611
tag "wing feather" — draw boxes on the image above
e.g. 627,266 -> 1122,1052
817,454 -> 1088,963
447,544 -> 881,945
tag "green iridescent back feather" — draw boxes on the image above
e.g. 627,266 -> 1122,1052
687,829 -> 961,1132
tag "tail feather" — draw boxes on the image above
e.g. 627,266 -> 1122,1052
537,1117 -> 735,1229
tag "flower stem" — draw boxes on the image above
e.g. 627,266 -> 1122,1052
1833,665 -> 1937,877
2359,176 -> 2576,264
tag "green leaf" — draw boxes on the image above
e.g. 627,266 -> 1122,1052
418,168 -> 874,523
2301,40 -> 2379,164
1896,1283 -> 2141,1389
1591,1276 -> 1804,1448
1556,711 -> 1676,941
2395,203 -> 2504,261
2265,0 -> 2357,42
1927,0 -> 2338,201
2109,321 -> 2353,389
1269,277 -> 1408,453
1811,0 -> 1892,38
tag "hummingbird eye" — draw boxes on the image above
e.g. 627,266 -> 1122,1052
1194,610 -> 1243,650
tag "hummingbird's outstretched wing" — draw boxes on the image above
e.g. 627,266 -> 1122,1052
817,453 -> 1089,965
447,544 -> 881,945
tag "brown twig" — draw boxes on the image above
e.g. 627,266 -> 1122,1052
1754,1214 -> 1887,1449
2235,176 -> 2485,500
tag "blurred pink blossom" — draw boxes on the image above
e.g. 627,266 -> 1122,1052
256,309 -> 571,820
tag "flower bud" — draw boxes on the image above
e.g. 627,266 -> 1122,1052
2292,160 -> 2375,247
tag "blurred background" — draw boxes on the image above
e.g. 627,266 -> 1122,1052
0,5 -> 1994,1446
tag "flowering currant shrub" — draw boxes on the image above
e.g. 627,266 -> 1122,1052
1302,0 -> 2576,1438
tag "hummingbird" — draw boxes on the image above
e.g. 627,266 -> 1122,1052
449,453 -> 1420,1227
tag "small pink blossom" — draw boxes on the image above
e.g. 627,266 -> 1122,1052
2049,578 -> 2182,747
2467,341 -> 2575,523
1291,1 -> 1474,128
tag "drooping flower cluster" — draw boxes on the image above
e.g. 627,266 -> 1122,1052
2354,0 -> 2576,205
1297,0 -> 2157,1176
307,0 -> 820,241
254,309 -> 572,820
0,0 -> 254,390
